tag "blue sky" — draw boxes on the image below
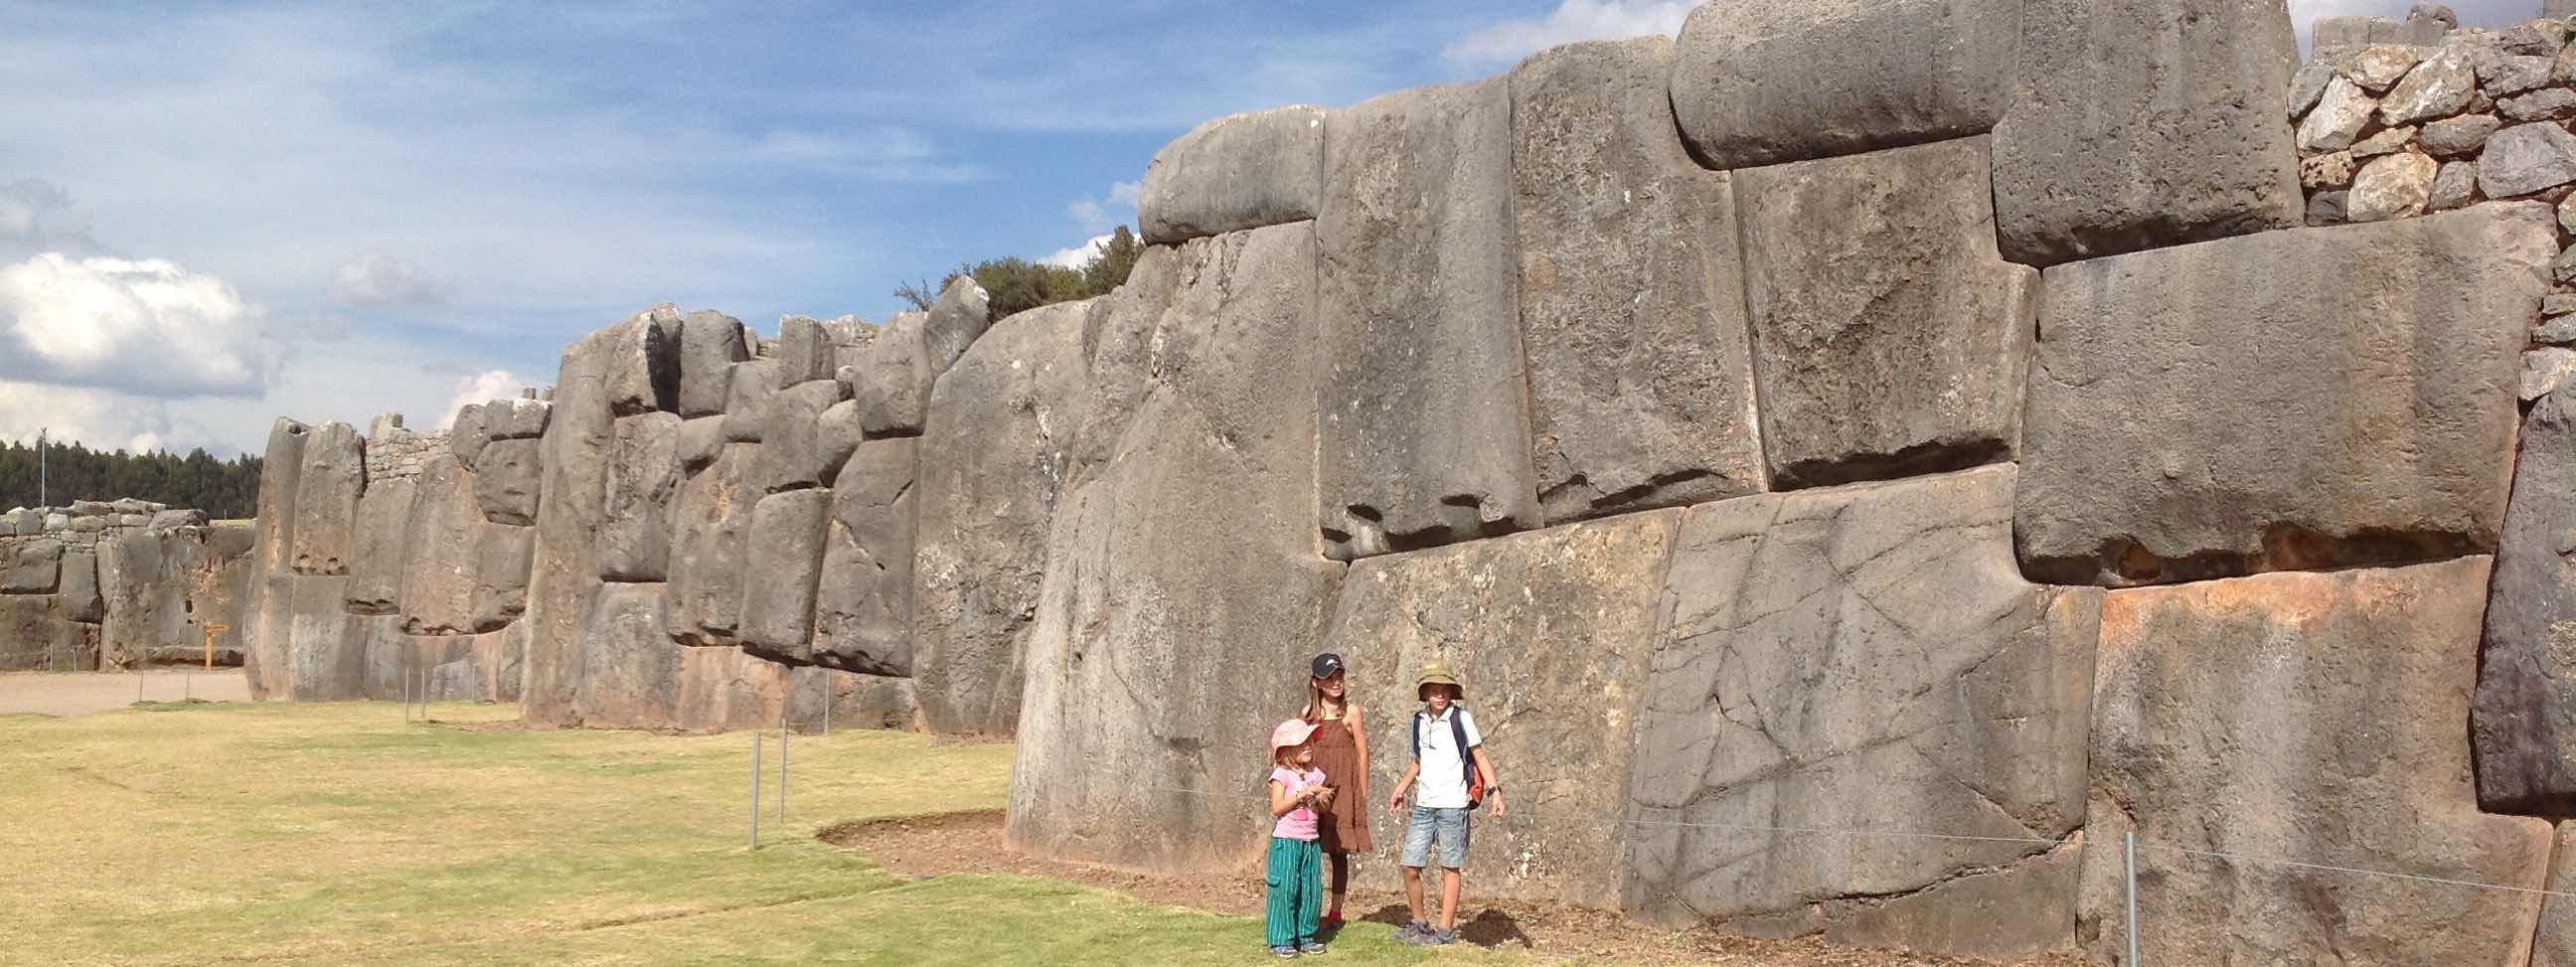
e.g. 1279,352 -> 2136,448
0,0 -> 2541,456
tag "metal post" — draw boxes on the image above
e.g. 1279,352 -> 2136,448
403,668 -> 412,723
779,716 -> 789,825
822,689 -> 831,736
137,672 -> 145,704
749,732 -> 763,851
183,671 -> 190,702
2126,830 -> 2142,966
36,427 -> 46,509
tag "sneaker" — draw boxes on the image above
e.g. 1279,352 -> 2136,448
1299,940 -> 1328,955
1394,920 -> 1429,942
1420,928 -> 1460,947
1270,945 -> 1299,958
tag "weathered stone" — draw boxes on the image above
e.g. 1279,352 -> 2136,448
2343,44 -> 2423,90
2299,150 -> 2355,188
2483,122 -> 2576,197
2506,20 -> 2571,57
674,415 -> 725,473
1510,38 -> 1763,521
281,573 -> 370,701
719,359 -> 778,443
2347,150 -> 2441,221
1670,0 -> 2017,169
2,537 -> 61,592
97,529 -> 233,669
2560,246 -> 2576,285
2287,56 -> 2342,117
797,666 -> 916,732
1316,79 -> 1537,559
772,315 -> 836,387
2018,204 -> 2552,585
69,516 -> 103,534
919,276 -> 994,386
2547,292 -> 2576,318
752,379 -> 850,494
287,421 -> 364,575
148,509 -> 205,530
344,475 -> 417,614
735,488 -> 831,664
669,644 -> 796,732
2081,560 -> 2551,965
2,510 -> 36,537
470,438 -> 541,527
105,498 -> 158,516
1627,467 -> 2091,959
2312,16 -> 2370,50
915,300 -> 1091,734
449,403 -> 491,468
1138,104 -> 1327,244
471,524 -> 534,634
2472,381 -> 2576,813
2381,49 -> 2478,125
0,593 -> 96,671
2488,54 -> 2557,95
1739,137 -> 2034,489
2348,124 -> 2416,158
568,581 -> 682,729
242,418 -> 308,699
2531,824 -> 2576,965
813,438 -> 915,676
398,456 -> 477,636
69,500 -> 108,517
2528,348 -> 2576,402
518,314 -> 634,724
2502,86 -> 2576,121
2429,159 -> 2480,209
598,412 -> 684,582
485,399 -> 551,440
2419,111 -> 2500,155
2296,77 -> 2377,152
665,442 -> 757,648
57,549 -> 100,623
677,309 -> 748,418
850,312 -> 932,436
814,400 -> 864,487
601,305 -> 681,416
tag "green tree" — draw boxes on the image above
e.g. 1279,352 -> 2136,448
887,225 -> 1149,321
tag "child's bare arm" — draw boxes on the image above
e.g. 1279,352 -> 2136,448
1471,746 -> 1505,818
1270,778 -> 1302,818
1348,707 -> 1371,805
1386,761 -> 1419,812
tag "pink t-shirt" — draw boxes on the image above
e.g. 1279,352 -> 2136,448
1270,765 -> 1326,841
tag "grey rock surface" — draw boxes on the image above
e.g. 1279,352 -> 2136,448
0,592 -> 95,670
1138,104 -> 1327,244
2480,122 -> 2576,198
813,438 -> 916,676
1669,0 -> 2017,168
1316,78 -> 1538,559
487,399 -> 552,440
736,488 -> 831,664
57,548 -> 101,624
851,312 -> 932,436
602,305 -> 681,416
2017,204 -> 2552,585
753,379 -> 850,494
345,475 -> 418,614
1737,137 -> 2035,489
471,438 -> 542,527
919,276 -> 994,383
2421,112 -> 2499,155
678,309 -> 749,417
772,315 -> 837,387
674,414 -> 726,474
569,581 -> 682,729
450,403 -> 493,469
665,442 -> 758,648
242,417 -> 309,699
2,537 -> 62,593
598,412 -> 684,582
2298,77 -> 2376,152
2475,381 -> 2576,813
720,359 -> 779,443
287,421 -> 365,575
1510,38 -> 1765,522
518,312 -> 639,724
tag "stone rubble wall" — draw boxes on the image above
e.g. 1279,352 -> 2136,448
234,0 -> 2576,962
0,499 -> 249,671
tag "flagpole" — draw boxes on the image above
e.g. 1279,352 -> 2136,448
36,427 -> 46,509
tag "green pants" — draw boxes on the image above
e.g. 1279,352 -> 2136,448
1264,836 -> 1322,947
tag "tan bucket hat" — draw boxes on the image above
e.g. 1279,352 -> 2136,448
1415,660 -> 1464,701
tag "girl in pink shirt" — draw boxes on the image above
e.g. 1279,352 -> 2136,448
1265,719 -> 1331,957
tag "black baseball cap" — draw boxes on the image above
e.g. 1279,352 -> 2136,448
1311,653 -> 1345,678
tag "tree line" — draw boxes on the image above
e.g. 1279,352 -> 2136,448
0,440 -> 264,519
894,226 -> 1147,319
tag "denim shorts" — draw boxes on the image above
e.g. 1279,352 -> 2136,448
1400,806 -> 1472,869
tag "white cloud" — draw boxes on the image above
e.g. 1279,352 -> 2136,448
327,252 -> 446,307
1066,179 -> 1145,236
1068,198 -> 1112,234
0,382 -> 207,455
1109,180 -> 1141,207
0,252 -> 275,398
1443,0 -> 1693,68
436,369 -> 527,429
0,179 -> 97,258
1041,234 -> 1113,269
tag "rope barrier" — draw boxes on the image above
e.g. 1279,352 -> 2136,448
2141,842 -> 2576,900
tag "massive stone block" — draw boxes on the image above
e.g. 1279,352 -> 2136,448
671,644 -> 796,732
1625,466 -> 2096,960
520,312 -> 646,725
486,399 -> 552,441
472,525 -> 535,632
736,488 -> 831,664
450,403 -> 494,469
1670,0 -> 2020,169
598,412 -> 684,582
345,475 -> 417,615
243,417 -> 309,699
0,593 -> 96,671
1736,137 -> 2035,489
399,456 -> 479,635
1138,104 -> 1327,244
674,414 -> 725,474
2474,382 -> 2576,813
98,531 -> 203,669
666,442 -> 758,647
851,311 -> 930,436
472,438 -> 543,527
602,305 -> 681,416
1992,0 -> 2303,266
1010,223 -> 1343,870
3,537 -> 61,593
773,315 -> 837,387
282,573 -> 369,701
2081,560 -> 2551,964
678,309 -> 749,418
720,358 -> 779,443
753,379 -> 851,494
58,549 -> 101,624
570,581 -> 683,729
813,438 -> 915,676
2017,204 -> 2552,586
287,421 -> 365,575
1316,78 -> 1537,559
915,300 -> 1091,734
1510,38 -> 1764,521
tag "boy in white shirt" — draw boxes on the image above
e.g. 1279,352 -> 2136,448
1383,660 -> 1505,946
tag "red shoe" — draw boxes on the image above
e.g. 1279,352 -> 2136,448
1323,911 -> 1344,928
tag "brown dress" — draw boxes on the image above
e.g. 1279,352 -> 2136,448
1304,712 -> 1374,853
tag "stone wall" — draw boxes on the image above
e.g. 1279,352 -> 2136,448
234,0 -> 2576,962
0,500 -> 249,671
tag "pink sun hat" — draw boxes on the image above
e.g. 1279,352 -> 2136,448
1271,719 -> 1320,751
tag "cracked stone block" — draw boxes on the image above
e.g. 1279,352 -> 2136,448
2,537 -> 62,593
287,421 -> 365,575
1624,465 -> 2096,961
666,442 -> 759,648
720,358 -> 779,443
854,278 -> 994,437
2081,559 -> 2551,964
1511,37 -> 1765,522
57,549 -> 101,624
598,412 -> 685,583
753,379 -> 851,494
1737,137 -> 2036,490
471,438 -> 542,527
2017,203 -> 2551,586
346,475 -> 419,615
602,305 -> 682,416
736,488 -> 831,665
1138,104 -> 1326,244
570,581 -> 683,729
1670,0 -> 2018,169
242,417 -> 308,699
813,438 -> 916,676
0,593 -> 94,670
678,309 -> 749,417
519,311 -> 641,725
2474,380 -> 2576,813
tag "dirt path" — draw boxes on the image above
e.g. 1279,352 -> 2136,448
823,811 -> 2085,967
0,670 -> 249,716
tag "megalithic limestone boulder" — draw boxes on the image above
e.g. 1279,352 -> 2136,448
1315,78 -> 1539,560
2476,380 -> 2576,813
736,488 -> 833,664
920,276 -> 994,383
282,573 -> 370,701
666,442 -> 759,647
1669,0 -> 2020,169
1009,222 -> 1342,871
1137,104 -> 1327,244
345,476 -> 418,615
773,315 -> 837,387
2,537 -> 62,593
851,312 -> 930,435
399,455 -> 528,636
1510,37 -> 1765,521
813,438 -> 916,676
753,379 -> 852,494
243,417 -> 310,698
472,524 -> 535,632
2017,203 -> 2551,586
2082,559 -> 2551,965
720,358 -> 779,443
1737,137 -> 2035,489
450,403 -> 493,469
674,414 -> 726,475
58,548 -> 102,624
678,309 -> 749,418
288,421 -> 366,575
603,305 -> 682,416
97,531 -> 188,669
1992,0 -> 2304,266
0,593 -> 97,671
521,310 -> 657,725
671,644 -> 797,732
570,581 -> 683,729
1625,467 -> 2096,959
473,438 -> 543,527
598,412 -> 685,582
914,299 -> 1091,735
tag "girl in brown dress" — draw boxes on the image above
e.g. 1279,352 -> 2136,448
1301,652 -> 1373,928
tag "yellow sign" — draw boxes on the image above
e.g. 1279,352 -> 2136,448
203,623 -> 231,669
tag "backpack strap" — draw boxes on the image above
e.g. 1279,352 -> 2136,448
1410,711 -> 1424,760
1452,709 -> 1474,783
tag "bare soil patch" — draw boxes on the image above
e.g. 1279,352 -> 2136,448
0,670 -> 248,716
822,810 -> 2085,967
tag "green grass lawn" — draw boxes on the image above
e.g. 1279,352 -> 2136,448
0,701 -> 1576,966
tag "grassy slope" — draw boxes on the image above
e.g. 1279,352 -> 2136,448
0,702 -> 1564,967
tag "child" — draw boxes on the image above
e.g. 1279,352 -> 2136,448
1266,719 -> 1333,958
1383,660 -> 1504,947
1300,652 -> 1372,928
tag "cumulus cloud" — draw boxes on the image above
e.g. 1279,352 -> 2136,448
0,252 -> 276,398
1040,234 -> 1114,269
436,369 -> 527,428
327,251 -> 446,307
0,179 -> 99,258
1443,0 -> 1693,68
1066,180 -> 1145,235
0,381 -> 210,455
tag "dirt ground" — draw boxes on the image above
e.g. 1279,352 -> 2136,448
824,811 -> 2086,967
0,670 -> 249,716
